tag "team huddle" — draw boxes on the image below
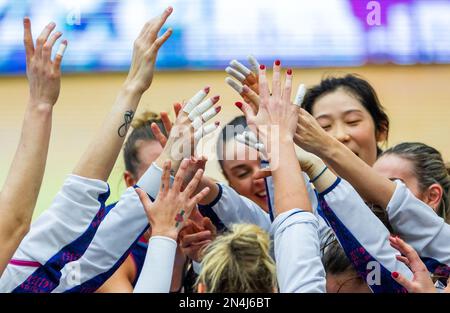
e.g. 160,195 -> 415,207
0,7 -> 449,293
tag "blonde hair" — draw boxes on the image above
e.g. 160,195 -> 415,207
196,224 -> 276,293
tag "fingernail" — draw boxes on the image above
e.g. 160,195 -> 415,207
213,95 -> 220,101
62,39 -> 68,45
275,59 -> 281,66
215,106 -> 222,113
215,121 -> 220,126
49,22 -> 55,27
167,6 -> 173,12
242,85 -> 250,94
259,64 -> 265,70
204,86 -> 210,93
235,102 -> 243,109
287,68 -> 293,75
392,272 -> 399,278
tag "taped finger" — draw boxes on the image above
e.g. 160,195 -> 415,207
225,66 -> 246,82
225,77 -> 243,94
230,59 -> 252,76
183,87 -> 210,114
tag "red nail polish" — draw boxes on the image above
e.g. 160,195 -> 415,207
275,60 -> 281,66
392,272 -> 399,278
213,95 -> 220,101
259,64 -> 265,70
235,102 -> 243,109
204,87 -> 210,93
215,121 -> 220,126
287,68 -> 292,75
215,106 -> 222,113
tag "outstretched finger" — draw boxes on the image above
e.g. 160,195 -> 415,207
159,160 -> 171,195
23,17 -> 35,63
155,6 -> 173,34
253,168 -> 272,180
184,168 -> 205,198
183,87 -> 210,114
150,28 -> 173,56
258,65 -> 270,107
242,85 -> 260,113
35,22 -> 56,57
282,68 -> 293,105
173,159 -> 189,192
188,186 -> 210,209
173,102 -> 182,117
136,188 -> 153,211
150,122 -> 168,147
272,60 -> 282,100
160,111 -> 173,134
43,31 -> 62,62
53,40 -> 67,71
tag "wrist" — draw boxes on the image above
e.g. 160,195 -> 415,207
151,228 -> 178,241
121,81 -> 146,96
28,99 -> 53,114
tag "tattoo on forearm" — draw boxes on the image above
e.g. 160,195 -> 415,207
118,110 -> 135,137
175,209 -> 186,228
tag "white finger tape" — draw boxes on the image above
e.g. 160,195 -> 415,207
294,84 -> 306,107
188,98 -> 214,121
247,55 -> 260,74
225,77 -> 244,94
56,43 -> 67,56
230,59 -> 252,76
183,89 -> 208,114
225,66 -> 246,82
194,123 -> 218,141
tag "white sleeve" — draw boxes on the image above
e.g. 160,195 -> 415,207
387,180 -> 450,272
271,209 -> 326,293
265,170 -> 333,256
133,236 -> 177,293
199,183 -> 271,232
319,178 -> 413,293
0,163 -> 169,293
0,174 -> 110,292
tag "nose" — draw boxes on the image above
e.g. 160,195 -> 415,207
331,123 -> 351,143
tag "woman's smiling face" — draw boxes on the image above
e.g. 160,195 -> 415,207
311,88 -> 386,166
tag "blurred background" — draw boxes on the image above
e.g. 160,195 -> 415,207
0,0 -> 449,218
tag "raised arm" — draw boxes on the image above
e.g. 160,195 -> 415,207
0,18 -> 67,275
133,160 -> 209,293
73,7 -> 173,181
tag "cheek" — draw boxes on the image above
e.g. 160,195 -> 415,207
349,122 -> 378,157
228,176 -> 253,196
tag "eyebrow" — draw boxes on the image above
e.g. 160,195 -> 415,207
316,109 -> 364,120
230,164 -> 249,172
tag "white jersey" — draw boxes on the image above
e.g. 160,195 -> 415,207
317,178 -> 413,293
271,209 -> 326,293
387,180 -> 450,278
0,163 -> 168,293
133,236 -> 177,293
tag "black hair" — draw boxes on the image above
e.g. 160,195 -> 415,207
301,74 -> 389,156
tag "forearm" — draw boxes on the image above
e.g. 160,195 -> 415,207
73,84 -> 143,181
319,138 -> 395,209
271,139 -> 311,215
0,101 -> 53,255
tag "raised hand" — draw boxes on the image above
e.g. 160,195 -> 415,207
235,60 -> 298,158
24,17 -> 67,107
179,217 -> 217,263
125,6 -> 173,94
155,87 -> 221,172
225,56 -> 261,113
389,236 -> 437,293
136,159 -> 210,241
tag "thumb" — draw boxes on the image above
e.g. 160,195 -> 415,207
253,168 -> 272,180
235,101 -> 255,121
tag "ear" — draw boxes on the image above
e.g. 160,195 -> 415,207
197,283 -> 206,293
376,122 -> 388,143
422,183 -> 443,211
123,170 -> 137,188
